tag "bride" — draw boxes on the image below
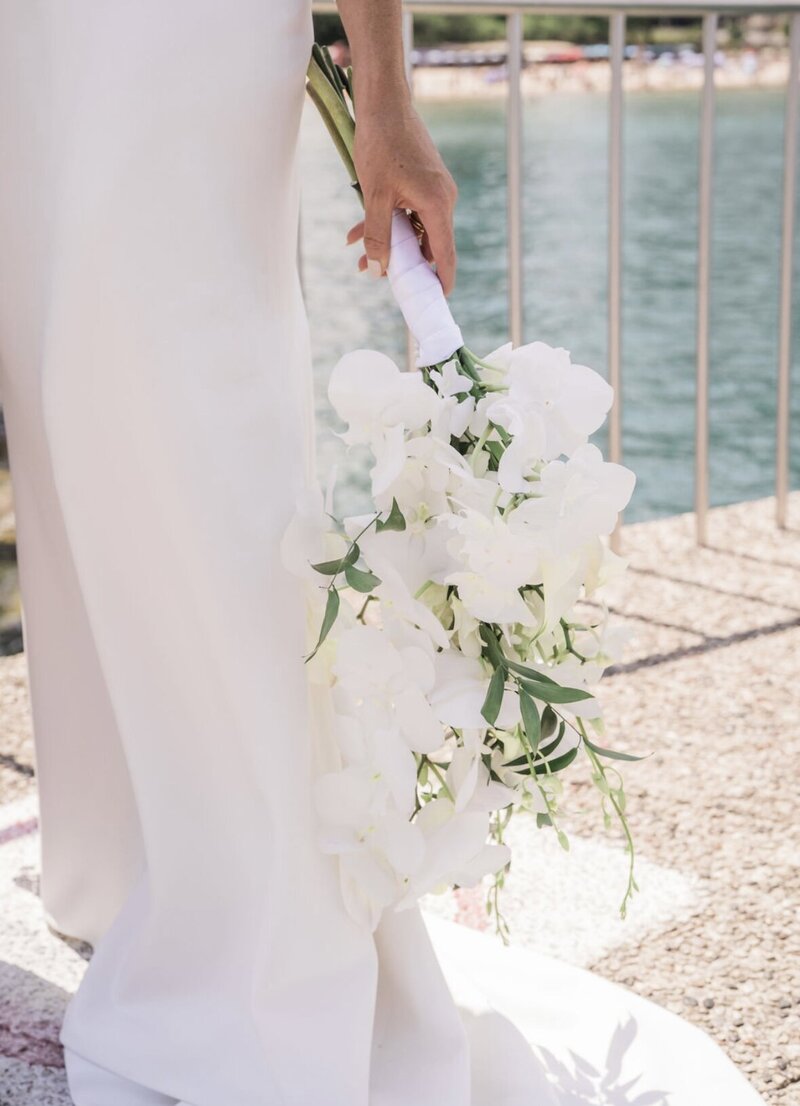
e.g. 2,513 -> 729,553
0,1 -> 765,1104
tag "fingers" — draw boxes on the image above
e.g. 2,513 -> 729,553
416,200 -> 457,295
346,198 -> 457,294
362,198 -> 393,279
346,220 -> 364,246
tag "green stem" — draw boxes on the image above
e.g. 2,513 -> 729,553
306,52 -> 360,196
425,759 -> 455,803
326,513 -> 380,592
576,718 -> 637,918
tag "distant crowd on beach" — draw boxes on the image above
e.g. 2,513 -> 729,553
410,44 -> 790,98
326,37 -> 791,99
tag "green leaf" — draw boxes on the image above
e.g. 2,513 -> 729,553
533,745 -> 579,775
344,564 -> 381,593
481,666 -> 506,726
479,625 -> 507,669
541,705 -> 559,741
376,498 -> 406,532
306,587 -> 340,662
505,658 -> 559,683
485,440 -> 504,464
538,722 -> 566,761
536,812 -> 553,828
518,677 -> 593,705
519,689 -> 541,753
583,736 -> 648,763
504,753 -> 533,769
310,544 -> 359,576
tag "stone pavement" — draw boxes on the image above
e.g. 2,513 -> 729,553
0,495 -> 798,1105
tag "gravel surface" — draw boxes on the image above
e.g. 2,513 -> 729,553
0,655 -> 34,806
0,494 -> 797,1104
434,495 -> 800,1103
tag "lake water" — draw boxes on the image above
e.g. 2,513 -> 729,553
299,86 -> 800,523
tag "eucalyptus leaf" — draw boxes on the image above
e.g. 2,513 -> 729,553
479,625 -> 507,670
306,587 -> 340,663
519,689 -> 541,753
505,658 -> 559,683
541,705 -> 559,741
533,745 -> 579,775
310,544 -> 359,576
344,564 -> 381,593
376,498 -> 406,532
583,735 -> 647,763
485,440 -> 504,463
481,666 -> 506,726
537,722 -> 566,762
518,678 -> 593,705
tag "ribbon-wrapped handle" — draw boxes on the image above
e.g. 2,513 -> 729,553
386,209 -> 463,369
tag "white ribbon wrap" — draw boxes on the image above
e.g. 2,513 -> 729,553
387,209 -> 464,369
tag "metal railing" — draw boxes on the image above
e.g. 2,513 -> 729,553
313,2 -> 800,543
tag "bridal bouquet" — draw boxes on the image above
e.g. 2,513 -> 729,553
284,47 -> 641,936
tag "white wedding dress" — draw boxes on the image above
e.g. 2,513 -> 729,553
0,3 -> 764,1105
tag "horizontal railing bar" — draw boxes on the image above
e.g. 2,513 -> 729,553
314,3 -> 800,16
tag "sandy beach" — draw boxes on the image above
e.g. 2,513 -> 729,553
411,49 -> 790,99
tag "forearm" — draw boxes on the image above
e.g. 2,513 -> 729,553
336,0 -> 411,109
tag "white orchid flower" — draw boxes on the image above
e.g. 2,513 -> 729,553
328,349 -> 441,446
332,715 -> 420,816
428,650 -> 489,729
373,433 -> 470,517
318,781 -> 426,931
466,393 -> 496,439
449,596 -> 483,659
448,572 -> 537,628
396,798 -> 510,907
446,741 -> 517,814
429,358 -> 473,397
508,444 -> 635,559
445,510 -> 541,625
333,625 -> 444,754
427,651 -> 521,732
280,482 -> 348,584
496,416 -> 547,493
353,521 -> 454,596
583,537 -> 628,595
370,423 -> 408,498
484,341 -> 613,459
431,393 -> 476,442
478,341 -> 514,389
448,469 -> 505,519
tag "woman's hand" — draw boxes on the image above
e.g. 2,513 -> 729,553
335,0 -> 457,295
346,101 -> 458,294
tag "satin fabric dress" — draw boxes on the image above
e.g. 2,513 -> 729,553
0,4 -> 764,1105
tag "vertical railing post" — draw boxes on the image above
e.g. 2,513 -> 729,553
608,11 -> 626,552
695,13 -> 717,546
777,13 -> 800,529
507,11 -> 524,346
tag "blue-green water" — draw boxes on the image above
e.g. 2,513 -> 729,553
300,88 -> 800,522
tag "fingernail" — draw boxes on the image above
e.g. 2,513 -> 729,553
367,259 -> 383,280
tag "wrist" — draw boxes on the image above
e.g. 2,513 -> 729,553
352,60 -> 411,110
